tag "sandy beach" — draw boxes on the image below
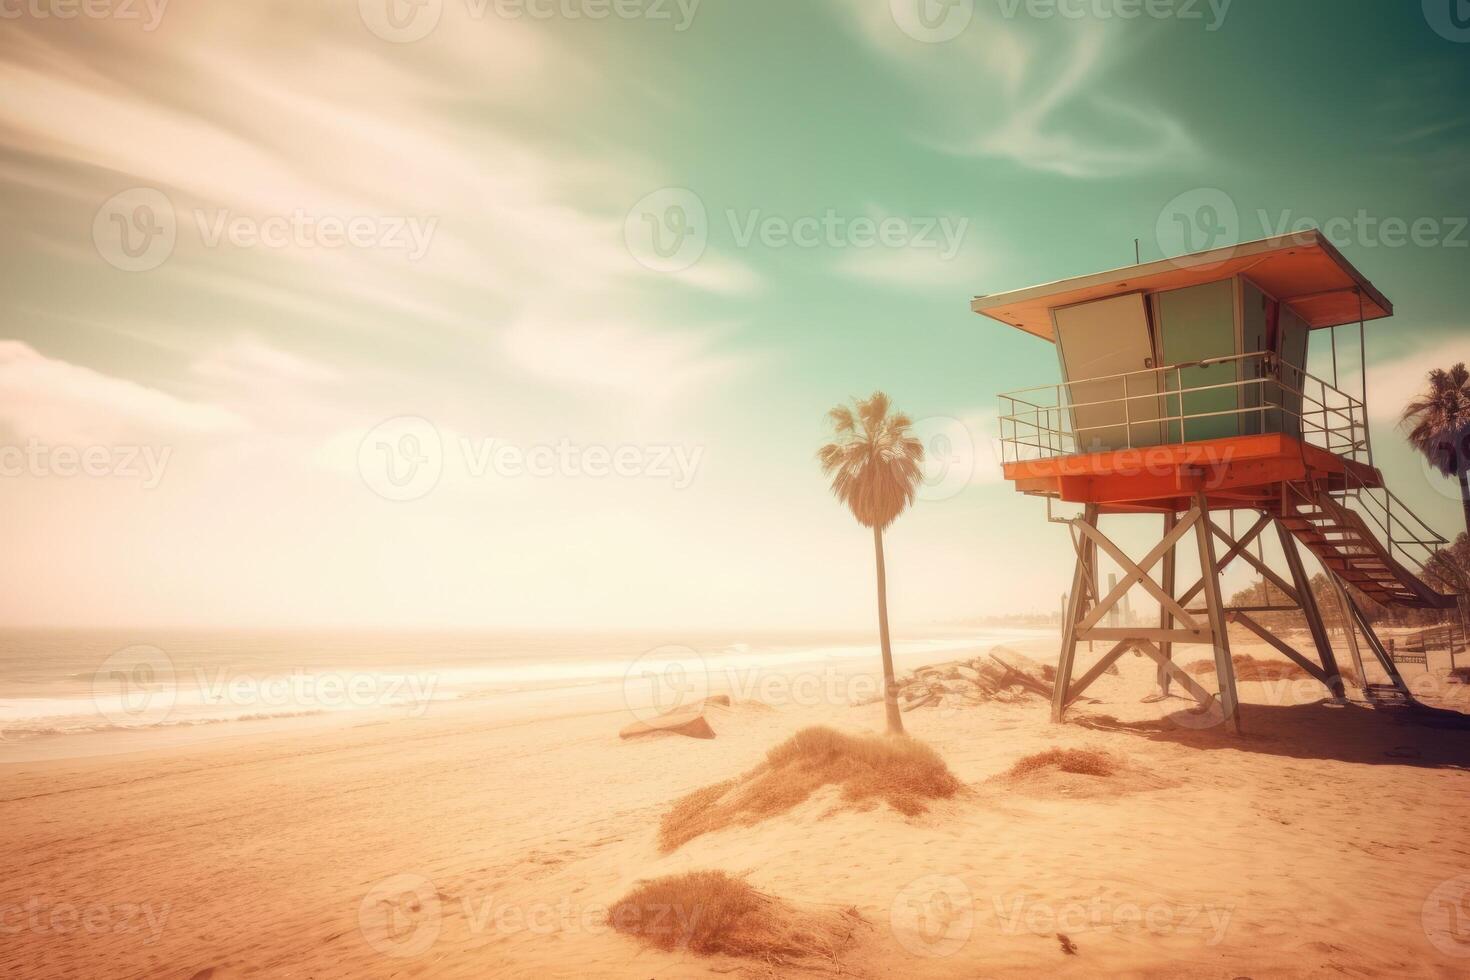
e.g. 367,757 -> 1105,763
4,630 -> 1470,979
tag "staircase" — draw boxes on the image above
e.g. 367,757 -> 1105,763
1277,484 -> 1458,610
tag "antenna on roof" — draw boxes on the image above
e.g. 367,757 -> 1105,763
1134,238 -> 1141,264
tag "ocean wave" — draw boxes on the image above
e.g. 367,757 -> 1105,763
0,708 -> 329,742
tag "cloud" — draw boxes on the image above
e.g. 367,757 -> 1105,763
827,2 -> 1200,178
833,246 -> 978,288
0,341 -> 246,445
657,254 -> 763,296
1366,336 -> 1470,425
0,7 -> 753,384
192,336 -> 342,388
500,312 -> 759,406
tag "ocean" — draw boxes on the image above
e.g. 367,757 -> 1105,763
0,626 -> 1053,754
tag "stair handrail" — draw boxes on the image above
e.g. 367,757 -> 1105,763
1335,466 -> 1452,585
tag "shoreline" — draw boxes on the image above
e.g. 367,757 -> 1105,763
0,627 -> 1055,762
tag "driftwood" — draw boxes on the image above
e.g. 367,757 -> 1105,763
886,647 -> 1056,712
988,653 -> 1054,698
619,711 -> 716,740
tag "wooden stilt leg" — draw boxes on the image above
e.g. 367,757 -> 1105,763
1276,520 -> 1346,699
1082,524 -> 1098,655
1194,496 -> 1240,733
1325,573 -> 1369,688
1158,511 -> 1177,698
1053,504 -> 1099,723
1342,591 -> 1409,693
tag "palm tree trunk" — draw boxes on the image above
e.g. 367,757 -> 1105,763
873,525 -> 904,735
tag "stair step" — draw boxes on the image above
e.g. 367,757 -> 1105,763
1365,684 -> 1414,708
1282,485 -> 1457,611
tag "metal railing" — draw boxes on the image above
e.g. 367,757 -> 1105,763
1282,474 -> 1454,600
998,351 -> 1369,466
1337,474 -> 1451,584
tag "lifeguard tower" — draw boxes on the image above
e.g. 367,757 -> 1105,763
973,232 -> 1456,733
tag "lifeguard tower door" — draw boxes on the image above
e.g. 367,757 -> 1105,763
1054,293 -> 1163,452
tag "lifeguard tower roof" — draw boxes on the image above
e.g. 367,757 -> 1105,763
972,231 -> 1392,342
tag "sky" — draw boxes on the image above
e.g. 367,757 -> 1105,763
0,0 -> 1466,631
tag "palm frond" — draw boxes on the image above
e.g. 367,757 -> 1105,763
817,391 -> 926,530
827,405 -> 857,436
1401,362 -> 1470,478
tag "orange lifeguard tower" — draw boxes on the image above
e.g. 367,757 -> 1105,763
973,232 -> 1456,733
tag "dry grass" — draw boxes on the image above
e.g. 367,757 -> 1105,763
1007,748 -> 1117,778
1186,654 -> 1359,686
658,726 -> 960,852
608,871 -> 864,970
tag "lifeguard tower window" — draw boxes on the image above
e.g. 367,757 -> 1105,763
1152,280 -> 1238,442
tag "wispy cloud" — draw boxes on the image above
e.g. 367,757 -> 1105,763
501,311 -> 760,407
191,336 -> 342,389
0,7 -> 756,423
827,2 -> 1200,178
0,341 -> 246,444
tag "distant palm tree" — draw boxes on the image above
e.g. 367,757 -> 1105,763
818,392 -> 925,735
1402,362 -> 1470,535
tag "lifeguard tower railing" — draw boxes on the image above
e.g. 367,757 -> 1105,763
998,350 -> 1450,583
998,351 -> 1366,463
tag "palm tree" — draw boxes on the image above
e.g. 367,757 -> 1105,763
1402,362 -> 1470,535
818,392 -> 925,735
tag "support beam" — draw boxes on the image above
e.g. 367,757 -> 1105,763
1230,547 -> 1301,605
1053,503 -> 1100,723
1077,627 -> 1211,643
1180,517 -> 1301,608
1134,640 -> 1215,709
1341,589 -> 1409,693
1064,639 -> 1133,708
1229,612 -> 1330,686
1075,511 -> 1201,632
1176,513 -> 1272,607
1217,605 -> 1302,614
1158,511 -> 1177,698
1276,520 -> 1346,699
1194,494 -> 1240,733
1324,572 -> 1369,687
